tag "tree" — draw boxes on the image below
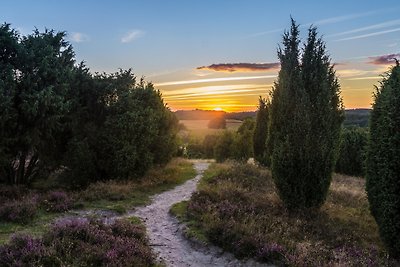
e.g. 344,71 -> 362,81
253,97 -> 270,166
63,70 -> 179,186
268,19 -> 343,210
366,60 -> 400,258
208,116 -> 226,129
202,134 -> 219,158
335,127 -> 368,177
233,118 -> 255,161
0,24 -> 77,185
214,131 -> 235,162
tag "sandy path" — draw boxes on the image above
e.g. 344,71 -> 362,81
131,160 -> 269,267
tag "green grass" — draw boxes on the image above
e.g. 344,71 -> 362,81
170,201 -> 208,244
180,162 -> 393,266
0,158 -> 196,244
0,210 -> 59,244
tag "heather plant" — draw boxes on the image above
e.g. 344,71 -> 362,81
366,60 -> 400,258
268,19 -> 343,210
0,218 -> 156,266
41,190 -> 73,212
183,162 -> 389,266
0,194 -> 39,223
0,234 -> 49,267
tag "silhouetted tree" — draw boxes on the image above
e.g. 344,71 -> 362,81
268,19 -> 343,210
366,60 -> 400,258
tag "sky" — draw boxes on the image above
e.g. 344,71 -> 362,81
2,0 -> 400,112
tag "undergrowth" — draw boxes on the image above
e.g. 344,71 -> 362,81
180,162 -> 394,266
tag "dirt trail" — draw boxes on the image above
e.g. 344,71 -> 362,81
130,160 -> 269,267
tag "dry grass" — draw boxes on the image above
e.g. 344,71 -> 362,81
181,162 -> 392,266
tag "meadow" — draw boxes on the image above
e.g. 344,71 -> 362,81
179,119 -> 242,139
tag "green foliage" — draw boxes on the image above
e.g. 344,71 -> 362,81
63,70 -> 179,186
268,19 -> 343,210
202,134 -> 219,158
366,61 -> 400,258
214,131 -> 235,162
208,116 -> 226,129
335,127 -> 368,177
233,118 -> 255,161
0,24 -> 76,185
253,97 -> 270,166
0,23 -> 179,187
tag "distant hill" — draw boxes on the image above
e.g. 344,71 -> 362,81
175,108 -> 371,127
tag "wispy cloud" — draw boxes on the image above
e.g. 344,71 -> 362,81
311,10 -> 377,26
121,30 -> 144,43
155,75 -> 277,87
328,19 -> 400,38
70,32 -> 89,43
336,27 -> 400,41
197,63 -> 280,72
249,10 -> 380,38
368,53 -> 400,65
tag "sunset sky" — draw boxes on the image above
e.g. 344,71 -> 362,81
2,0 -> 400,112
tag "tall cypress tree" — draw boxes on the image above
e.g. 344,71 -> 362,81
366,60 -> 400,258
253,97 -> 270,166
268,19 -> 343,210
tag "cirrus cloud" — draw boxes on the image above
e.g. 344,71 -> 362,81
368,53 -> 400,65
197,62 -> 280,72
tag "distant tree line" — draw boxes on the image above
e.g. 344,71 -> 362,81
0,23 -> 178,187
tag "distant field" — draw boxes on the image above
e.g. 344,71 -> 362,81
180,119 -> 242,139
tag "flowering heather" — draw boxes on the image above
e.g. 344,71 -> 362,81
0,234 -> 48,267
184,163 -> 391,266
0,194 -> 39,224
41,190 -> 73,212
0,218 -> 156,266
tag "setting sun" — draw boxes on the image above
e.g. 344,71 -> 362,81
213,107 -> 223,111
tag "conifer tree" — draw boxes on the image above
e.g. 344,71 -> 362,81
366,60 -> 400,258
253,97 -> 270,165
268,19 -> 343,210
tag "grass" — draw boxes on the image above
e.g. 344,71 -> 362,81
177,162 -> 394,266
0,158 -> 196,244
170,201 -> 208,244
179,119 -> 242,139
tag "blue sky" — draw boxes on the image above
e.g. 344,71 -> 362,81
2,0 -> 400,111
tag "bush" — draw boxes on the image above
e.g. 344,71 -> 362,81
0,234 -> 49,267
268,19 -> 343,210
366,61 -> 400,258
41,190 -> 73,212
202,134 -> 219,158
0,195 -> 39,224
233,118 -> 255,162
0,218 -> 156,266
214,131 -> 235,162
335,127 -> 368,176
